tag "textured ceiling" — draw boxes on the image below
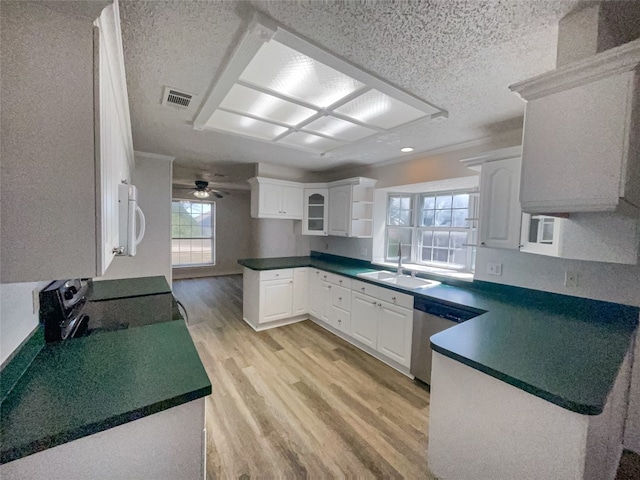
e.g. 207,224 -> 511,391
119,0 -> 581,176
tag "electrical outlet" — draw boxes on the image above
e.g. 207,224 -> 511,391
565,271 -> 578,288
32,288 -> 40,315
486,262 -> 502,276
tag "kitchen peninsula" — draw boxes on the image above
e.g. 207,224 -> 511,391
240,252 -> 638,479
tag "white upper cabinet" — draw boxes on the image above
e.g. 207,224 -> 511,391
0,1 -> 132,283
303,188 -> 329,236
248,177 -> 304,220
328,185 -> 351,236
510,39 -> 640,215
328,178 -> 376,238
478,157 -> 522,250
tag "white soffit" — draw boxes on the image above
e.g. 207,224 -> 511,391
193,13 -> 448,155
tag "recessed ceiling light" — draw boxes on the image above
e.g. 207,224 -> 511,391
193,13 -> 448,155
400,147 -> 414,153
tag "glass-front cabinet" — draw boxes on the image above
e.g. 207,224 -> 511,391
303,188 -> 329,236
519,213 -> 561,256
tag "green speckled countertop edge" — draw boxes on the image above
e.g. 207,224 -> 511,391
0,320 -> 211,465
238,253 -> 638,415
87,276 -> 172,302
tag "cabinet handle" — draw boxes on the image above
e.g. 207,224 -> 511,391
372,300 -> 377,305
338,297 -> 342,300
328,285 -> 332,289
338,319 -> 342,323
289,281 -> 293,284
275,274 -> 279,276
316,271 -> 319,275
339,279 -> 342,283
392,296 -> 396,301
323,275 -> 327,279
377,303 -> 382,307
361,287 -> 365,291
480,242 -> 486,245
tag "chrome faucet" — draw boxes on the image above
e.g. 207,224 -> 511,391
397,243 -> 403,275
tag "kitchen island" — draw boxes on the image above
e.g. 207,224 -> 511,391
0,276 -> 211,479
240,252 -> 638,479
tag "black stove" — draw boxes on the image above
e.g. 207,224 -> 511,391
40,279 -> 90,342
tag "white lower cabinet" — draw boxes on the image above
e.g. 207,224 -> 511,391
349,291 -> 413,368
244,266 -> 414,373
242,267 -> 308,330
350,292 -> 379,348
259,278 -> 294,323
292,268 -> 309,316
377,301 -> 413,367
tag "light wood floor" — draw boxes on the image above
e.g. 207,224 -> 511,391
173,275 -> 433,479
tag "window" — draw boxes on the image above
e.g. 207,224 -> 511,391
385,190 -> 478,272
171,200 -> 215,267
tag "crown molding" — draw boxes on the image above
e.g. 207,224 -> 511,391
510,37 -> 640,100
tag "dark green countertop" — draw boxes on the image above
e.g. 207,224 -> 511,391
238,253 -> 638,415
87,276 -> 171,302
1,320 -> 211,464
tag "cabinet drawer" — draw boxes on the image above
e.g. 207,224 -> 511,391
331,285 -> 351,311
260,269 -> 294,281
351,280 -> 413,309
317,271 -> 352,289
332,306 -> 351,334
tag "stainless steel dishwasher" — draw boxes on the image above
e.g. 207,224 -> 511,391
410,297 -> 479,385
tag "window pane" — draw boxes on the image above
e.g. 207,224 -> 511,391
433,248 -> 448,263
450,248 -> 467,267
541,219 -> 554,243
386,228 -> 412,260
421,247 -> 432,262
436,195 -> 452,209
172,200 -> 215,266
433,231 -> 449,248
453,194 -> 469,208
450,232 -> 467,249
421,210 -> 434,227
420,231 -> 433,248
435,209 -> 452,226
452,209 -> 468,227
422,195 -> 435,210
401,197 -> 411,210
389,196 -> 400,209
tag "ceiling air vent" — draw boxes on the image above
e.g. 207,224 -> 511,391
162,87 -> 193,109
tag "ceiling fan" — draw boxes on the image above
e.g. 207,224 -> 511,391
175,180 -> 229,199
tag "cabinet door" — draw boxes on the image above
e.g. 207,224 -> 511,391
259,278 -> 293,323
308,270 -> 322,318
478,157 -> 522,250
281,186 -> 303,219
320,282 -> 333,325
519,72 -> 633,213
292,268 -> 308,315
350,292 -> 378,348
259,183 -> 283,217
303,188 -> 329,235
328,185 -> 351,236
377,301 -> 413,367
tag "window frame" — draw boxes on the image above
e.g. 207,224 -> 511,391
171,199 -> 216,268
384,189 -> 478,272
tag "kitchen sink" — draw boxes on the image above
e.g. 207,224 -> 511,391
380,275 -> 440,289
357,271 -> 440,290
357,270 -> 397,281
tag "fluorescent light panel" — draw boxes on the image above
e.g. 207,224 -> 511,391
194,17 -> 448,155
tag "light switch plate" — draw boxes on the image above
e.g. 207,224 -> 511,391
487,262 -> 502,276
565,271 -> 578,288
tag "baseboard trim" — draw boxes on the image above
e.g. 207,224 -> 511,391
242,314 -> 308,332
308,316 -> 413,378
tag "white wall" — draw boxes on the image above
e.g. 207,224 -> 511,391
0,281 -> 48,365
173,190 -> 252,279
250,219 -> 310,258
99,152 -> 174,284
